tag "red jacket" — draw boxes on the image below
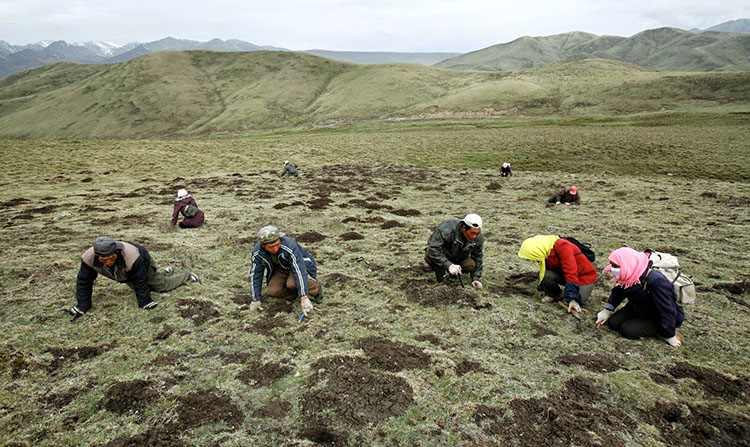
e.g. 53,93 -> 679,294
546,238 -> 597,285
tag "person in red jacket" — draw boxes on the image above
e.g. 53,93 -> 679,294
518,235 -> 597,313
170,189 -> 205,229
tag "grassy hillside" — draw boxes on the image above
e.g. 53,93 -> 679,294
435,28 -> 750,72
1,51 -> 749,139
1,118 -> 749,446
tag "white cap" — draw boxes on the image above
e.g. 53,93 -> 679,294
502,162 -> 510,168
176,189 -> 189,199
462,213 -> 483,229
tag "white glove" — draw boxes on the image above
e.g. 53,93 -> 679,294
250,301 -> 263,312
664,335 -> 682,348
472,280 -> 483,290
596,309 -> 612,328
300,296 -> 314,316
568,300 -> 581,313
448,264 -> 462,275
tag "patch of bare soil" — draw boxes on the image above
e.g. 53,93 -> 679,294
105,425 -> 185,447
405,280 -> 490,309
356,337 -> 432,372
252,399 -> 292,418
175,387 -> 244,428
99,379 -> 158,414
668,362 -> 749,402
42,389 -> 77,409
381,220 -> 403,229
340,231 -> 365,241
414,334 -> 442,346
177,299 -> 220,326
308,198 -> 334,209
151,351 -> 182,367
122,214 -> 152,225
27,205 -> 58,214
250,314 -> 289,335
301,356 -> 414,437
531,322 -> 558,338
0,198 -> 30,208
647,401 -> 750,447
455,360 -> 488,376
486,181 -> 501,190
650,372 -> 678,386
154,325 -> 175,341
324,272 -> 355,286
390,208 -> 421,216
237,361 -> 293,387
47,344 -> 113,372
473,376 -> 634,446
713,280 -> 750,295
211,350 -> 255,365
295,231 -> 327,243
558,353 -> 620,372
273,200 -> 305,209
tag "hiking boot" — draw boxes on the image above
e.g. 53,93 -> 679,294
312,278 -> 324,304
163,266 -> 174,276
188,272 -> 201,284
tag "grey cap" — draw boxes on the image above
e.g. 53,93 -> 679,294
93,236 -> 123,256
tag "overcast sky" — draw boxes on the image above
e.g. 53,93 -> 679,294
1,0 -> 748,52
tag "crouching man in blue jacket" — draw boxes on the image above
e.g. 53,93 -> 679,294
249,225 -> 322,316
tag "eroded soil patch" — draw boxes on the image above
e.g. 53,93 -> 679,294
47,344 -> 113,372
301,356 -> 414,429
99,379 -> 158,414
340,231 -> 365,241
177,299 -> 220,326
455,360 -> 488,376
531,322 -> 558,338
713,280 -> 750,295
250,314 -> 289,336
356,337 -> 431,372
405,280 -> 490,309
105,425 -> 184,447
558,353 -> 620,372
295,231 -> 327,243
647,401 -> 750,447
252,399 -> 292,418
176,388 -> 244,428
236,361 -> 293,387
668,362 -> 749,402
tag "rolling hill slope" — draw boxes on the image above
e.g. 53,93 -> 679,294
0,51 -> 749,139
435,28 -> 750,72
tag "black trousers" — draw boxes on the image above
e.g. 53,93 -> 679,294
607,304 -> 658,339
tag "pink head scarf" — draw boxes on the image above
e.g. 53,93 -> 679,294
602,247 -> 650,288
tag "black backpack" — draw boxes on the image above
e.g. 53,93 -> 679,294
183,204 -> 199,217
561,236 -> 596,263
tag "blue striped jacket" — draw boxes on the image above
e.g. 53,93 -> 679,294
250,236 -> 317,301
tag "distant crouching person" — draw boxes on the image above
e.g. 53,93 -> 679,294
171,189 -> 204,228
549,185 -> 580,205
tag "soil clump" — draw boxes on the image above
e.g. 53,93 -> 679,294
236,361 -> 293,387
356,337 -> 432,372
99,379 -> 158,414
405,280 -> 490,309
668,362 -> 749,402
558,353 -> 620,372
177,299 -> 220,326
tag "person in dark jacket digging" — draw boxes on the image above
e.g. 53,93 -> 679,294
425,214 -> 484,290
64,237 -> 200,320
548,185 -> 580,205
595,247 -> 684,348
279,160 -> 298,177
501,162 -> 513,177
518,235 -> 597,314
170,188 -> 205,228
249,225 -> 322,317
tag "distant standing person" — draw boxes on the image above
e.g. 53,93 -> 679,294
249,225 -> 322,317
595,247 -> 684,348
501,162 -> 513,177
171,189 -> 204,229
424,214 -> 484,289
549,185 -> 580,205
280,160 -> 298,177
64,236 -> 200,320
518,235 -> 597,314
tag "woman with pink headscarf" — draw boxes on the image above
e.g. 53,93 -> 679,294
595,247 -> 684,348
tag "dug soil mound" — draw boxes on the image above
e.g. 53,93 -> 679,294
177,299 -> 220,326
295,231 -> 327,243
47,344 -> 113,372
301,356 -> 414,435
647,401 -> 750,447
175,387 -> 244,428
340,231 -> 365,241
236,361 -> 293,387
405,280 -> 490,309
249,314 -> 289,336
473,376 -> 634,446
99,379 -> 158,414
558,353 -> 620,372
252,399 -> 292,418
668,362 -> 749,402
105,425 -> 184,447
531,323 -> 558,338
356,337 -> 432,372
381,219 -> 403,229
455,360 -> 488,376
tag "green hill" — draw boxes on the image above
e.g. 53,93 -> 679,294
1,51 -> 749,139
435,28 -> 750,72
